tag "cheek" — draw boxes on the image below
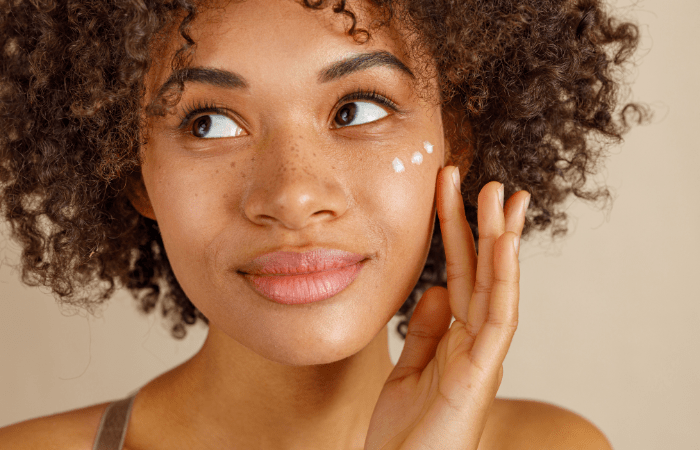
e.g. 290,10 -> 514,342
390,140 -> 435,173
371,139 -> 439,302
379,139 -> 439,232
145,162 -> 223,260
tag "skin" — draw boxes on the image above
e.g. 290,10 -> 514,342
0,1 -> 614,449
132,2 -> 461,447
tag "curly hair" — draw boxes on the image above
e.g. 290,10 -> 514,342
0,0 -> 645,339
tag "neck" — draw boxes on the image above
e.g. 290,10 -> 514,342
140,324 -> 395,450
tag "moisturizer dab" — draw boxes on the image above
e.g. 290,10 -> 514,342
411,151 -> 423,165
423,141 -> 433,154
392,157 -> 405,173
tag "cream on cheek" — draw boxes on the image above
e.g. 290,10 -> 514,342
411,151 -> 423,165
391,140 -> 433,173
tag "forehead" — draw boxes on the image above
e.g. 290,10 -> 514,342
146,0 -> 432,99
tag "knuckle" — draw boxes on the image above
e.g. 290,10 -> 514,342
493,271 -> 518,284
472,279 -> 492,296
407,325 -> 441,340
487,317 -> 519,333
464,322 -> 481,341
445,262 -> 471,282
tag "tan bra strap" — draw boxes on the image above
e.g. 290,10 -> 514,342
92,392 -> 137,450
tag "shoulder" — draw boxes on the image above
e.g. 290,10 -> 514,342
481,398 -> 613,450
0,402 -> 110,450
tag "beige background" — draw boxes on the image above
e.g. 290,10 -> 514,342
1,0 -> 698,448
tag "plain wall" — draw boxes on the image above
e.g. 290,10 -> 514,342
1,0 -> 698,449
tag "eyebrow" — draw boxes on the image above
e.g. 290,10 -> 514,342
158,67 -> 248,95
317,50 -> 415,83
157,50 -> 415,94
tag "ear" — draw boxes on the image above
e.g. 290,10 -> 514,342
126,172 -> 157,221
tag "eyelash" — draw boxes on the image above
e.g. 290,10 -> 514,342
177,88 -> 401,131
334,88 -> 401,115
178,100 -> 230,130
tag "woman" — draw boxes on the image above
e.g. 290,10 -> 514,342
0,0 -> 641,448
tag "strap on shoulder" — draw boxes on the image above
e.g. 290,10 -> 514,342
92,392 -> 137,450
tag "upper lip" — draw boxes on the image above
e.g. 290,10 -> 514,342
239,248 -> 367,275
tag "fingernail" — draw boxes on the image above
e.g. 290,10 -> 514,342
524,193 -> 531,213
498,184 -> 504,209
513,235 -> 520,255
452,167 -> 460,192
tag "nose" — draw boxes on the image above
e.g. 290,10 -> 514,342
242,132 -> 349,230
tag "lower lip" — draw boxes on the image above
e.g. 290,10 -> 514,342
242,261 -> 365,305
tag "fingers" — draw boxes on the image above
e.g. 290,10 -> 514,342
469,231 -> 520,375
461,184 -> 527,405
504,190 -> 531,237
387,286 -> 452,383
388,165 -> 478,383
466,184 -> 530,339
410,233 -> 519,449
436,166 -> 477,324
465,181 -> 506,337
389,168 -> 528,385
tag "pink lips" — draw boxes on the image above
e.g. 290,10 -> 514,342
239,249 -> 367,305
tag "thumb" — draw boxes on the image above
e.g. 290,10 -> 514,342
386,286 -> 452,384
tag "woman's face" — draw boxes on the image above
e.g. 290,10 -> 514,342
139,0 -> 449,365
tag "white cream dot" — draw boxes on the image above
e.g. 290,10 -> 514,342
423,141 -> 434,154
411,151 -> 423,165
392,157 -> 405,173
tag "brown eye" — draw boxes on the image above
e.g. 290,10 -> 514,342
333,101 -> 388,128
189,114 -> 244,139
335,103 -> 357,126
193,116 -> 212,138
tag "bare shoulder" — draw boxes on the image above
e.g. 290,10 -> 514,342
0,402 -> 109,450
480,398 -> 613,450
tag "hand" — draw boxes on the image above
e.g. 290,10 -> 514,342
365,166 -> 530,450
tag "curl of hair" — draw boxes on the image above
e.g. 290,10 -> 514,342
0,0 -> 646,339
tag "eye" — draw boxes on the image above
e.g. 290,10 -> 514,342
191,114 -> 245,139
334,101 -> 388,128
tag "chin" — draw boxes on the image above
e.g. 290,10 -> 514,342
238,317 -> 385,367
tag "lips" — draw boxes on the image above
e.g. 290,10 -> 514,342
239,248 -> 366,275
238,248 -> 368,305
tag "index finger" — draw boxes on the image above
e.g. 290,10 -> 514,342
436,166 -> 477,324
